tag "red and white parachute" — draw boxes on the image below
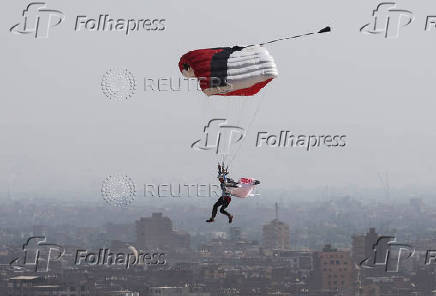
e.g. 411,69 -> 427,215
179,45 -> 278,96
178,26 -> 331,97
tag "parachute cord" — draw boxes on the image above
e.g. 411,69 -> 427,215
231,97 -> 250,166
221,96 -> 237,167
245,26 -> 331,47
259,32 -> 314,46
235,97 -> 248,129
228,92 -> 267,169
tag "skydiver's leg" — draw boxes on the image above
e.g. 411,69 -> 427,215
219,200 -> 233,223
212,200 -> 222,218
219,205 -> 230,217
207,197 -> 224,222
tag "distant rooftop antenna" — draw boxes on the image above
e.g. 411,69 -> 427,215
378,172 -> 390,200
275,202 -> 279,220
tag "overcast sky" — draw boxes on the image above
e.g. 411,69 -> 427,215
1,0 -> 436,200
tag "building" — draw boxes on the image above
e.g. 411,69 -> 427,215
262,203 -> 290,250
7,276 -> 90,296
351,234 -> 366,266
313,244 -> 355,294
32,225 -> 48,237
229,227 -> 241,242
149,286 -> 210,296
272,250 -> 314,271
105,223 -> 135,242
351,227 -> 379,265
136,213 -> 190,251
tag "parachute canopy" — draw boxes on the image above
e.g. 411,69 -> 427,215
227,178 -> 259,198
179,45 -> 278,96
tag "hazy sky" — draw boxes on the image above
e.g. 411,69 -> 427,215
1,0 -> 436,199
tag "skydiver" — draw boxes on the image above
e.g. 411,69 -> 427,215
206,163 -> 237,223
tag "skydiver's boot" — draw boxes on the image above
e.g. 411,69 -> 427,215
206,218 -> 214,223
228,215 -> 233,224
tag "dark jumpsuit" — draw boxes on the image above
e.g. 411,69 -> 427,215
211,179 -> 236,219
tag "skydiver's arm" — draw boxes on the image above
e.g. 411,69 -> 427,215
225,179 -> 239,188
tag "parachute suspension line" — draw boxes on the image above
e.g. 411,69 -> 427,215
232,98 -> 243,133
221,96 -> 235,166
229,97 -> 249,169
247,26 -> 331,47
228,91 -> 267,169
222,96 -> 248,167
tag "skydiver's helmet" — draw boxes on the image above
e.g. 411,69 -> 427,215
217,162 -> 229,183
218,172 -> 228,184
218,170 -> 227,181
